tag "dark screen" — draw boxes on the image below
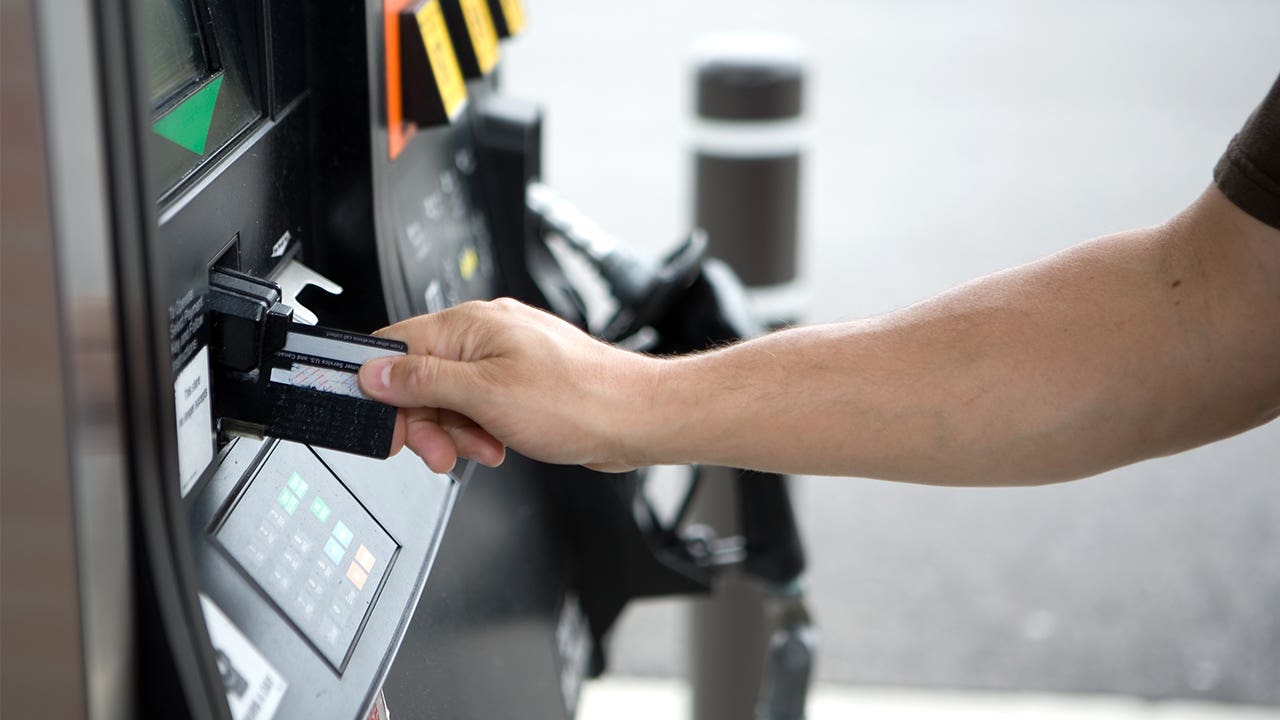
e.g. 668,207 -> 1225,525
146,0 -> 208,107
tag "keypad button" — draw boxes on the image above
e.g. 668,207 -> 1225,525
268,507 -> 288,528
305,575 -> 324,597
256,524 -> 277,546
283,549 -> 302,573
287,472 -> 309,498
246,544 -> 267,566
329,600 -> 348,623
324,537 -> 345,565
332,521 -> 354,548
271,566 -> 292,591
310,496 -> 331,523
291,531 -> 314,554
346,561 -> 369,591
355,544 -> 376,573
314,558 -> 335,580
297,593 -> 318,619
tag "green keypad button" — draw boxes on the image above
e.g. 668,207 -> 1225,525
277,488 -> 294,510
311,496 -> 331,523
332,521 -> 353,548
288,472 -> 309,498
284,493 -> 301,515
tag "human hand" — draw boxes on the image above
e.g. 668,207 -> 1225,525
358,298 -> 662,474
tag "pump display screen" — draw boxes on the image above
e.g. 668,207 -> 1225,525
144,0 -> 261,194
215,443 -> 399,671
145,0 -> 210,107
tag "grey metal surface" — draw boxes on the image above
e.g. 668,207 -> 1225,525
1,0 -> 133,717
382,455 -> 575,720
500,0 -> 1280,705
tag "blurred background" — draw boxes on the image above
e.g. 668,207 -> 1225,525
500,0 -> 1279,716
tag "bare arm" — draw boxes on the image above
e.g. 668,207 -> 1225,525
645,187 -> 1280,483
359,186 -> 1280,483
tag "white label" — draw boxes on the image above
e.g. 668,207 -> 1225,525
200,594 -> 288,720
174,346 -> 214,497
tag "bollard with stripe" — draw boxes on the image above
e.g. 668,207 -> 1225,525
687,31 -> 812,720
691,31 -> 808,327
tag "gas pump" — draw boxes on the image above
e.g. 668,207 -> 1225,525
1,1 -> 814,719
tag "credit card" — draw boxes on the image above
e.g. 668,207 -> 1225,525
280,324 -> 409,364
261,323 -> 406,458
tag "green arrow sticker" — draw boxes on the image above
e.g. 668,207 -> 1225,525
153,75 -> 223,155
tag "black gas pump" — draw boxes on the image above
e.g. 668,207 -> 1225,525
2,1 -> 814,718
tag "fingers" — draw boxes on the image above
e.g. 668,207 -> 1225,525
372,306 -> 471,357
404,413 -> 458,474
398,407 -> 506,472
373,300 -> 501,360
373,298 -> 553,358
438,410 -> 505,467
362,299 -> 548,472
359,352 -> 478,413
389,411 -> 408,457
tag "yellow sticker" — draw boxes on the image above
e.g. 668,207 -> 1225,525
459,247 -> 479,280
415,0 -> 468,118
459,0 -> 500,74
498,0 -> 526,35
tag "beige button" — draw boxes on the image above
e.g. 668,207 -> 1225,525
346,561 -> 368,591
355,544 -> 376,573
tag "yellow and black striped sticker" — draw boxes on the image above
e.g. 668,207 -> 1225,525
459,0 -> 500,74
498,0 -> 526,35
415,0 -> 468,118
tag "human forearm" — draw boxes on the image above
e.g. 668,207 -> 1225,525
360,188 -> 1280,480
641,187 -> 1280,484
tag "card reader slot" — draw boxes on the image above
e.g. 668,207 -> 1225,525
207,268 -> 406,458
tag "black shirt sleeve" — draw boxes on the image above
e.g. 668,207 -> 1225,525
1214,74 -> 1280,230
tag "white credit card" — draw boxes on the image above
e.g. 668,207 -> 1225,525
270,322 -> 407,399
282,323 -> 407,365
270,363 -> 365,398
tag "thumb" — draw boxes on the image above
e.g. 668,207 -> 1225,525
359,353 -> 477,412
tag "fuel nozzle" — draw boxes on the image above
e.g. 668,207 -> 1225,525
526,182 -> 707,341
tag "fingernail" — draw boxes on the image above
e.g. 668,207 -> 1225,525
362,357 -> 393,391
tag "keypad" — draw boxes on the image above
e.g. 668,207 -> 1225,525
217,442 -> 397,670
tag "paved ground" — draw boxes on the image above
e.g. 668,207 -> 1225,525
502,0 -> 1280,707
579,678 -> 1280,720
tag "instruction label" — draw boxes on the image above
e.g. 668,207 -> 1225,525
174,346 -> 214,497
169,288 -> 206,373
200,594 -> 288,720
